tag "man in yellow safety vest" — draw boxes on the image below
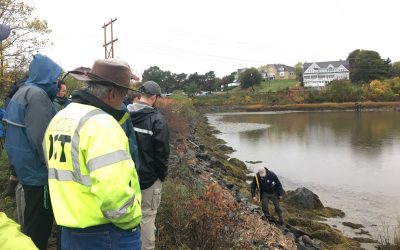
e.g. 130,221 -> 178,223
43,59 -> 142,249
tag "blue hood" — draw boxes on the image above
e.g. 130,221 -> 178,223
25,54 -> 62,85
25,54 -> 63,101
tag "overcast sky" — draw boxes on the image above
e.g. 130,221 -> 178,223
28,0 -> 400,78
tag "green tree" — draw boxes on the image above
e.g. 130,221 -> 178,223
346,49 -> 360,70
393,61 -> 400,77
383,58 -> 394,78
184,82 -> 198,97
0,0 -> 51,95
295,62 -> 303,86
142,66 -> 165,84
239,68 -> 261,90
350,50 -> 386,84
203,71 -> 217,92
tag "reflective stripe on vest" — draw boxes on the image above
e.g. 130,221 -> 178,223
134,127 -> 153,136
102,195 -> 136,219
87,150 -> 131,172
70,109 -> 105,186
48,168 -> 91,186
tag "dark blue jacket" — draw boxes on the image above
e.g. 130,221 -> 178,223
0,109 -> 5,138
4,54 -> 62,186
251,168 -> 284,199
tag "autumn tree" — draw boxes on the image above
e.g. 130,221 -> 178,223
239,68 -> 261,90
0,0 -> 51,94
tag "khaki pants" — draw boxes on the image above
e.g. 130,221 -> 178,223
140,179 -> 162,250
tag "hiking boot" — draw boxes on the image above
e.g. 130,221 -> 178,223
2,179 -> 18,198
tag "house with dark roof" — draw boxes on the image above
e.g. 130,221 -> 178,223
259,64 -> 296,80
303,60 -> 350,87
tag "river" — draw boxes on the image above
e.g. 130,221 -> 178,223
207,110 -> 400,242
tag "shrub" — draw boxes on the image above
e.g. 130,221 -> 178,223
325,79 -> 357,102
361,80 -> 395,101
306,89 -> 327,103
157,181 -> 241,250
185,183 -> 240,249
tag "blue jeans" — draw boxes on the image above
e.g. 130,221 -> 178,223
61,223 -> 141,250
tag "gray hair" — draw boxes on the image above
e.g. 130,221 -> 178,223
82,82 -> 127,99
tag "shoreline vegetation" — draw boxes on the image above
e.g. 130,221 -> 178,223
198,101 -> 400,113
1,98 -> 399,249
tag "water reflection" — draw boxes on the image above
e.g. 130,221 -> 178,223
221,111 -> 400,157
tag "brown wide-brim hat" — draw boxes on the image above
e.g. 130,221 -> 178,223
69,59 -> 139,91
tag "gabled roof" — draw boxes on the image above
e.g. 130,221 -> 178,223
303,60 -> 349,70
262,64 -> 295,72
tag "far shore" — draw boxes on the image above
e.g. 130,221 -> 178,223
197,101 -> 400,113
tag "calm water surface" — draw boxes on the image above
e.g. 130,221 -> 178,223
208,111 -> 400,240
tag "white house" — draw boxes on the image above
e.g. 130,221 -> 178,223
303,60 -> 350,87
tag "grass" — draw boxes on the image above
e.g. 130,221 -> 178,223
256,79 -> 299,92
229,79 -> 299,93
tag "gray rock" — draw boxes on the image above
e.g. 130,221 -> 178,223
218,144 -> 234,152
285,232 -> 296,240
240,197 -> 249,203
196,152 -> 209,161
285,187 -> 324,209
248,204 -> 259,212
225,182 -> 234,190
228,158 -> 247,170
301,235 -> 313,246
209,156 -> 224,169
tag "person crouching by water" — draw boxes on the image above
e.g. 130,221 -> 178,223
251,166 -> 285,225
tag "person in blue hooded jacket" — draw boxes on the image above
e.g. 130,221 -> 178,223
3,53 -> 62,250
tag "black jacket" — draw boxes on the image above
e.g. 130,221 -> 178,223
128,102 -> 170,189
251,168 -> 284,199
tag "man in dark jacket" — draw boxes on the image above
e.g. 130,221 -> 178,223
128,81 -> 169,250
251,166 -> 285,225
53,80 -> 70,111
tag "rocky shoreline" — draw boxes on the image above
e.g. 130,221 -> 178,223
188,111 -> 372,249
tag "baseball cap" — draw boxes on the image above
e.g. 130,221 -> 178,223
139,81 -> 162,97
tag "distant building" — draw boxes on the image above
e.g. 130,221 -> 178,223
259,64 -> 296,80
303,60 -> 350,87
233,68 -> 247,82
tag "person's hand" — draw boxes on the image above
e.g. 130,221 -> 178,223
278,196 -> 282,201
252,197 -> 258,203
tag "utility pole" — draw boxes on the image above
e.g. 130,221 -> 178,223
102,18 -> 118,59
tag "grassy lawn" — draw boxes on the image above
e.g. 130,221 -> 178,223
257,79 -> 299,92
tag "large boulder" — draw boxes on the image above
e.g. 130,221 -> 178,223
285,187 -> 324,210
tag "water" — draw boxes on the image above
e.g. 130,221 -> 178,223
207,111 -> 400,241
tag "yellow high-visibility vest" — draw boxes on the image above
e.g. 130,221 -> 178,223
0,212 -> 37,250
43,103 -> 141,230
